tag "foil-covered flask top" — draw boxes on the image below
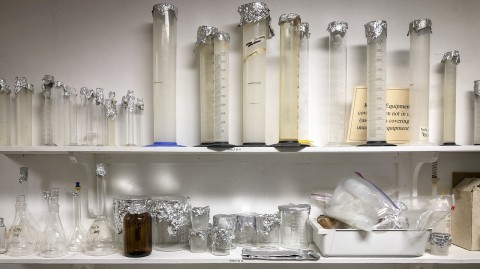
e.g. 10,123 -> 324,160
215,31 -> 230,42
474,81 -> 480,96
96,163 -> 107,177
408,18 -> 432,35
105,91 -> 118,120
122,90 -> 136,112
41,75 -> 55,97
136,98 -> 145,111
441,50 -> 460,65
327,21 -> 348,38
152,3 -> 178,18
95,88 -> 105,105
364,20 -> 387,43
0,78 -> 11,95
14,77 -> 28,94
238,2 -> 275,38
299,22 -> 311,39
195,25 -> 218,48
278,13 -> 301,25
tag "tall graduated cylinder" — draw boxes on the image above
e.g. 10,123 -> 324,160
408,19 -> 432,144
52,82 -> 67,146
66,86 -> 79,145
238,2 -> 274,146
0,79 -> 11,146
327,21 -> 348,145
213,32 -> 231,145
298,23 -> 310,145
474,81 -> 480,145
41,75 -> 55,146
152,4 -> 177,145
14,77 -> 33,146
278,13 -> 301,144
441,51 -> 460,145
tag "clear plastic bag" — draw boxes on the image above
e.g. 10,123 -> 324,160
399,195 -> 454,231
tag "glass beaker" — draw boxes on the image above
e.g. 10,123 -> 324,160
213,214 -> 237,249
39,195 -> 68,258
278,203 -> 310,249
236,212 -> 257,247
152,3 -> 177,146
14,77 -> 33,146
238,2 -> 274,146
191,206 -> 210,231
211,226 -> 234,256
0,217 -> 6,254
123,199 -> 152,257
0,79 -> 11,146
474,81 -> 480,145
105,91 -> 117,146
68,182 -> 86,252
441,50 -> 460,145
430,233 -> 452,256
41,75 -> 55,146
408,19 -> 432,144
189,228 -> 208,253
151,196 -> 191,251
298,22 -> 310,145
327,21 -> 348,146
7,195 -> 37,256
255,213 -> 280,246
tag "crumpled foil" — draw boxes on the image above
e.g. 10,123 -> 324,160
327,21 -> 348,38
278,13 -> 300,25
0,79 -> 11,95
151,196 -> 192,234
215,31 -> 230,42
96,163 -> 107,177
95,88 -> 104,105
195,25 -> 218,48
255,214 -> 280,234
122,90 -> 136,112
364,20 -> 387,43
87,89 -> 96,102
80,87 -> 89,97
192,206 -> 210,217
474,81 -> 480,96
278,203 -> 311,214
27,84 -> 34,92
14,77 -> 28,94
408,19 -> 432,35
105,91 -> 118,120
429,232 -> 452,248
113,197 -> 151,234
213,214 -> 237,230
41,75 -> 54,97
441,50 -> 460,65
299,22 -> 310,39
212,226 -> 234,247
136,97 -> 144,110
237,213 -> 257,232
190,228 -> 209,240
19,167 -> 28,183
242,248 -> 320,261
152,3 -> 178,18
238,2 -> 275,39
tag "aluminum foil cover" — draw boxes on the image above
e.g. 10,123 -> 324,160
192,206 -> 210,217
122,90 -> 136,112
105,92 -> 118,120
80,87 -> 89,97
327,21 -> 348,38
364,20 -> 387,43
429,233 -> 452,248
474,81 -> 480,96
195,25 -> 218,48
0,79 -> 11,95
238,2 -> 275,39
113,197 -> 151,234
215,31 -> 230,42
408,19 -> 432,35
441,50 -> 460,65
237,213 -> 257,231
41,75 -> 54,96
136,97 -> 145,110
96,163 -> 106,177
212,226 -> 234,246
151,196 -> 192,233
14,77 -> 27,94
27,84 -> 34,92
87,89 -> 95,102
255,214 -> 280,234
299,22 -> 310,39
95,88 -> 105,105
278,203 -> 311,214
190,228 -> 209,240
19,167 -> 28,183
213,214 -> 237,230
152,3 -> 178,18
278,13 -> 300,25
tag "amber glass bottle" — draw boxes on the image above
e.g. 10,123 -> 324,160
124,203 -> 152,257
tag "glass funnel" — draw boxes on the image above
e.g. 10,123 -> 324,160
68,182 -> 86,252
7,195 -> 37,256
441,50 -> 460,145
39,195 -> 68,257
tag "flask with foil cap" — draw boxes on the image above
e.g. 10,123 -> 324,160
0,79 -> 11,146
441,50 -> 460,145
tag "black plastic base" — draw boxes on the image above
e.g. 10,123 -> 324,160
358,141 -> 396,147
271,141 -> 309,148
242,143 -> 267,147
195,143 -> 212,147
442,142 -> 458,146
475,144 -> 480,146
207,142 -> 236,149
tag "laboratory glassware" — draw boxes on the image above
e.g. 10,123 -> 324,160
238,2 -> 275,146
441,50 -> 460,145
236,212 -> 257,246
191,206 -> 210,230
66,86 -> 79,145
83,88 -> 96,146
408,19 -> 432,144
255,213 -> 280,246
39,195 -> 68,257
52,81 -> 67,146
278,203 -> 310,249
361,20 -> 394,146
429,195 -> 453,256
122,90 -> 136,146
211,226 -> 234,256
276,13 -> 304,147
136,97 -> 144,146
474,81 -> 480,145
68,182 -> 86,252
7,195 -> 37,256
92,88 -> 107,146
189,229 -> 208,253
0,79 -> 11,146
327,21 -> 349,145
0,218 -> 6,254
196,25 -> 218,146
151,196 -> 191,251
298,22 -> 310,145
41,75 -> 55,146
79,87 -> 90,145
213,214 -> 237,249
14,77 -> 33,146
113,197 -> 151,252
123,199 -> 152,257
85,163 -> 117,256
152,3 -> 178,146
105,91 -> 117,146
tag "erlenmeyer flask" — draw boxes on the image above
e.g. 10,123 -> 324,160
39,195 -> 68,257
68,182 -> 86,252
7,195 -> 37,256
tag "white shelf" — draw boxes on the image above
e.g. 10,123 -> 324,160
0,246 -> 478,264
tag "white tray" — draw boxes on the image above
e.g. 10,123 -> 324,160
309,219 -> 431,257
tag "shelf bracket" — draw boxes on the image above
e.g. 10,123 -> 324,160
397,151 -> 439,197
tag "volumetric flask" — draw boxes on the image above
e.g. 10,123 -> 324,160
0,79 -> 11,146
238,2 -> 274,146
41,75 -> 55,146
255,213 -> 280,246
298,22 -> 310,145
441,50 -> 460,145
474,81 -> 480,145
278,203 -> 310,249
195,25 -> 218,146
408,19 -> 432,144
327,21 -> 348,145
152,3 -> 177,146
361,21 -> 394,146
14,77 -> 33,146
68,182 -> 86,252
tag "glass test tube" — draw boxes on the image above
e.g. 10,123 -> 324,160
298,22 -> 310,145
362,21 -> 394,146
408,19 -> 432,144
122,90 -> 136,146
327,21 -> 348,145
238,2 -> 274,146
0,79 -> 11,146
14,77 -> 33,146
105,91 -> 117,146
277,13 -> 302,146
152,4 -> 177,146
474,81 -> 480,145
196,25 -> 218,146
213,31 -> 232,146
441,50 -> 460,145
41,75 -> 55,146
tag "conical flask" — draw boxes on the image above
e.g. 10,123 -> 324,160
68,182 -> 86,252
7,195 -> 37,256
85,163 -> 117,256
39,195 -> 68,257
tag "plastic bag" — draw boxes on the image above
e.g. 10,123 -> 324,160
399,195 -> 454,231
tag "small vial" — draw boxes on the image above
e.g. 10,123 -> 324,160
0,79 -> 11,146
236,213 -> 257,247
255,213 -> 280,246
0,217 -> 6,254
189,229 -> 209,253
474,81 -> 480,145
191,206 -> 210,231
211,226 -> 234,256
441,50 -> 460,145
14,77 -> 33,146
278,204 -> 310,249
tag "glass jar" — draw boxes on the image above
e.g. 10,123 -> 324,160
255,213 -> 280,246
213,214 -> 236,249
236,213 -> 257,247
278,203 -> 310,249
211,226 -> 234,256
191,206 -> 210,231
189,228 -> 209,253
124,200 -> 152,257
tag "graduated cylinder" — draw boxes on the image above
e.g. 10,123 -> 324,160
298,22 -> 310,145
213,32 -> 231,145
441,51 -> 460,145
408,19 -> 432,144
474,81 -> 480,145
14,77 -> 33,146
0,79 -> 11,146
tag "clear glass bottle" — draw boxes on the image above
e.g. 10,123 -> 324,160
278,203 -> 310,249
211,226 -> 234,256
68,182 -> 86,252
7,195 -> 36,256
408,19 -> 432,145
0,79 -> 11,146
14,77 -> 33,146
236,213 -> 257,247
238,2 -> 274,146
298,23 -> 310,145
135,97 -> 144,146
327,21 -> 348,146
189,228 -> 208,253
124,200 -> 152,257
105,91 -> 117,146
441,50 -> 460,145
66,86 -> 79,145
41,75 -> 55,146
255,213 -> 280,247
191,206 -> 210,231
474,81 -> 480,145
39,195 -> 68,257
122,90 -> 136,146
0,217 -> 7,254
152,3 -> 177,146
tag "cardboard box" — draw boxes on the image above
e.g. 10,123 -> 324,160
452,177 -> 480,250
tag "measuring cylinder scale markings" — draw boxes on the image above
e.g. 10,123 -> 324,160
238,2 -> 275,146
0,79 -> 11,146
41,75 -> 55,146
360,20 -> 395,146
298,22 -> 310,145
441,50 -> 460,145
152,3 -> 178,146
408,19 -> 432,145
474,81 -> 480,145
327,21 -> 348,146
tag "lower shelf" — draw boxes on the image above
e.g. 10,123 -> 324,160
0,245 -> 479,264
